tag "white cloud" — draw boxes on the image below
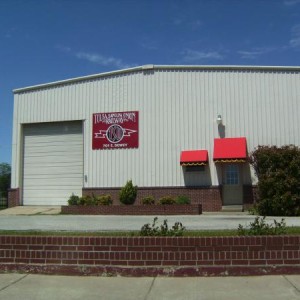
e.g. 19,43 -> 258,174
140,39 -> 159,50
189,20 -> 202,30
290,24 -> 300,48
56,45 -> 133,69
55,45 -> 71,53
238,24 -> 300,59
4,27 -> 17,39
172,16 -> 202,30
182,49 -> 224,62
76,52 -> 132,69
173,17 -> 183,25
283,0 -> 300,5
238,47 -> 276,59
239,23 -> 300,58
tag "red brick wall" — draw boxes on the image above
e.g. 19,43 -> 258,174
7,188 -> 20,208
83,186 -> 222,212
0,235 -> 299,277
61,204 -> 202,215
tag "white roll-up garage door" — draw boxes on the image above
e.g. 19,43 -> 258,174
22,121 -> 83,205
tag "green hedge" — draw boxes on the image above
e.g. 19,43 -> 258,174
67,194 -> 112,206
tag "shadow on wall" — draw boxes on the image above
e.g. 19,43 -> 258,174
182,165 -> 212,187
218,124 -> 226,138
215,163 -> 223,185
242,162 -> 252,185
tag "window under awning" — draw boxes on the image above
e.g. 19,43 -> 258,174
213,137 -> 247,163
180,150 -> 208,166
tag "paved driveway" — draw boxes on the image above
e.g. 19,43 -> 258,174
0,206 -> 61,215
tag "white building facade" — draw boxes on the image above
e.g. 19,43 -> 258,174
9,65 -> 300,211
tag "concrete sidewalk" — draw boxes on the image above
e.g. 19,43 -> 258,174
0,214 -> 300,231
1,205 -> 300,232
0,274 -> 300,300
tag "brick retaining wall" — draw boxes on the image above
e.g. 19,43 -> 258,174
0,235 -> 299,277
61,204 -> 202,215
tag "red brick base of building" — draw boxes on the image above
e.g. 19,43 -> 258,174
7,188 -> 19,208
83,186 -> 223,212
8,186 -> 257,212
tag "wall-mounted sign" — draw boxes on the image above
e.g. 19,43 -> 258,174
93,111 -> 139,150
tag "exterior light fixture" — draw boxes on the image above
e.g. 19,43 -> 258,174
216,114 -> 222,125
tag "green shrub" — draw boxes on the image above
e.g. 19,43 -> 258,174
247,206 -> 258,215
94,194 -> 112,206
78,195 -> 94,206
237,216 -> 287,235
158,196 -> 176,205
119,180 -> 138,205
140,217 -> 185,236
68,194 -> 80,206
141,196 -> 155,205
250,145 -> 300,216
69,194 -> 112,206
175,195 -> 191,204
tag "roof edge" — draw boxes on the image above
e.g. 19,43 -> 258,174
13,64 -> 300,94
13,65 -> 144,94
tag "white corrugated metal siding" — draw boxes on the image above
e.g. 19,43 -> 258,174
22,122 -> 83,205
11,66 -> 300,192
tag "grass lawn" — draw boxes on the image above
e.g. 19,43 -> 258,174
0,227 -> 300,236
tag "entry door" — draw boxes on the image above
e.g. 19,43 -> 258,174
222,164 -> 243,205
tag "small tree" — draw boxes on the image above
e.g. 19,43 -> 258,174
0,163 -> 11,198
119,180 -> 138,205
249,145 -> 300,216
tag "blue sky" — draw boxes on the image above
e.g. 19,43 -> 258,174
1,0 -> 300,164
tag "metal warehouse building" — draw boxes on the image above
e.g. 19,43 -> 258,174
9,65 -> 300,211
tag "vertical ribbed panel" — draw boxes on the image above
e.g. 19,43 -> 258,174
11,68 -> 300,189
22,122 -> 83,205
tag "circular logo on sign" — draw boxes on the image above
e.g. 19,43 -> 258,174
106,124 -> 124,143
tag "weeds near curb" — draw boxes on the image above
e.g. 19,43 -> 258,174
238,216 -> 287,235
140,217 -> 185,236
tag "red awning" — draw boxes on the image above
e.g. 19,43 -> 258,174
180,150 -> 208,166
213,137 -> 247,163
